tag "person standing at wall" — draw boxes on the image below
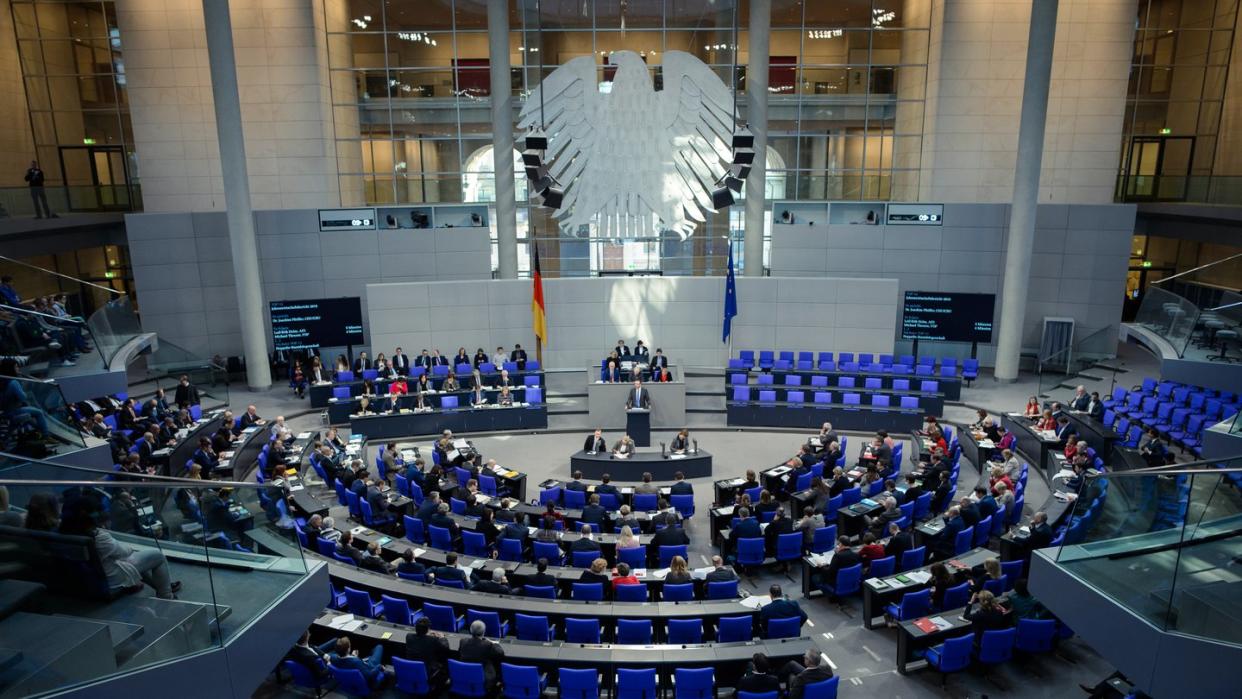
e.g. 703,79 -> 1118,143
24,161 -> 55,219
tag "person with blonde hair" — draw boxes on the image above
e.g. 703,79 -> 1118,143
616,525 -> 640,550
666,555 -> 692,584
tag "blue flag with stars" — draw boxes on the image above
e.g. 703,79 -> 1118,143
723,242 -> 738,342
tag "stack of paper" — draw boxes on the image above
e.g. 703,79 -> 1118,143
806,552 -> 834,567
739,595 -> 771,610
649,568 -> 671,580
297,431 -> 312,440
906,570 -> 932,584
690,567 -> 713,580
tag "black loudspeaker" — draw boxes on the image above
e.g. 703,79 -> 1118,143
526,165 -> 548,181
540,188 -> 564,209
725,175 -> 744,193
733,147 -> 755,165
711,186 -> 734,209
533,175 -> 557,194
522,149 -> 543,167
525,133 -> 548,150
730,163 -> 752,180
733,129 -> 754,149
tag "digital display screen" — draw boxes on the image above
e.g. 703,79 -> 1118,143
270,298 -> 364,351
901,292 -> 995,343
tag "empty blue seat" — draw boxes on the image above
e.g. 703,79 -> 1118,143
329,666 -> 373,696
843,393 -> 861,406
673,667 -> 714,699
871,394 -> 891,407
941,582 -> 972,610
810,374 -> 829,387
345,586 -> 383,618
820,562 -> 861,600
659,544 -> 689,567
516,614 -> 556,642
977,628 -> 1017,665
392,657 -> 431,696
758,390 -> 776,403
448,660 -> 487,697
617,668 -> 658,699
565,617 -> 601,643
501,663 -> 547,699
617,619 -> 653,644
615,583 -> 648,602
787,390 -> 805,405
1014,618 -> 1057,653
864,377 -> 882,390
784,374 -> 803,386
706,580 -> 738,599
572,582 -> 604,601
765,616 -> 801,639
737,537 -> 766,568
867,555 -> 896,579
886,588 -> 931,620
381,594 -> 421,625
922,633 -> 973,684
667,618 -> 702,644
838,376 -> 855,388
440,395 -> 459,409
900,546 -> 926,571
663,583 -> 695,601
332,386 -> 351,400
424,602 -> 463,632
559,668 -> 600,699
814,391 -> 832,404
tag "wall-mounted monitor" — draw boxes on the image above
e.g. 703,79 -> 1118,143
318,208 -> 377,231
270,297 -> 365,351
901,291 -> 995,343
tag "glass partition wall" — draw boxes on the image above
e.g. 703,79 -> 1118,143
0,459 -> 311,695
323,0 -> 932,276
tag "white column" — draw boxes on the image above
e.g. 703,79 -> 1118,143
994,0 -> 1060,382
489,0 -> 518,279
742,0 -> 770,277
202,0 -> 271,390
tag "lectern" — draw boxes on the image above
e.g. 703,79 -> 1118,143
626,408 -> 651,447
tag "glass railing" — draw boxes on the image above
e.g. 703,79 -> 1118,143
144,356 -> 231,412
1037,325 -> 1123,397
86,294 -> 146,367
1133,287 -> 1200,357
0,183 -> 141,216
0,373 -> 87,455
1048,455 -> 1242,646
1,302 -> 109,378
0,456 -> 309,694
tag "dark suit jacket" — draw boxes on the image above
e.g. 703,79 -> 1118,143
287,644 -> 330,679
525,572 -> 557,590
565,480 -> 588,492
704,566 -> 737,582
736,671 -> 781,696
1069,395 -> 1091,411
457,636 -> 505,687
884,531 -> 914,559
934,516 -> 966,557
760,597 -> 807,625
825,548 -> 862,585
354,358 -> 372,371
174,383 -> 201,407
502,522 -> 528,542
730,518 -> 762,546
405,633 -> 449,676
652,526 -> 690,547
670,481 -> 693,495
765,516 -> 794,551
649,354 -> 667,370
366,486 -> 388,515
626,387 -> 651,409
584,435 -> 607,452
959,503 -> 981,528
902,485 -> 924,505
1026,522 -> 1053,551
430,564 -> 467,584
790,666 -> 835,699
580,504 -> 608,528
571,538 -> 600,553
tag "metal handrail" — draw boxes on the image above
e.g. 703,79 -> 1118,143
1083,458 -> 1242,478
0,254 -> 122,296
1150,252 -> 1242,286
0,451 -> 264,489
0,303 -> 86,325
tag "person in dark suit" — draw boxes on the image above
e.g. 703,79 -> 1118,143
728,507 -> 762,559
964,590 -> 1012,643
958,497 -> 981,528
583,429 -> 607,453
603,359 -> 621,383
429,553 -> 468,586
1067,385 -> 1090,412
670,429 -> 690,454
626,379 -> 651,410
415,491 -> 440,524
901,474 -> 924,505
365,480 -> 389,518
1086,391 -> 1104,420
334,532 -> 365,565
823,536 -> 862,589
760,584 -> 808,629
134,431 -> 155,467
780,650 -> 835,699
192,437 -> 219,473
1024,511 -> 1053,553
704,555 -> 737,582
395,549 -> 425,577
974,486 -> 998,519
428,503 -> 460,539
932,506 -> 965,560
359,542 -> 391,573
502,511 -> 529,544
883,522 -> 913,559
631,340 -> 650,361
472,568 -> 513,595
287,631 -> 332,680
735,653 -> 782,698
458,621 -> 505,692
669,471 -> 693,494
652,521 -> 690,548
174,375 -> 201,408
525,558 -> 558,592
614,340 -> 630,358
571,524 -> 601,554
509,344 -> 528,369
392,348 -> 410,376
352,352 -> 372,372
827,467 -> 851,497
649,348 -> 668,373
404,617 -> 449,684
430,349 -> 448,367
580,494 -> 609,532
565,471 -> 588,491
764,508 -> 794,558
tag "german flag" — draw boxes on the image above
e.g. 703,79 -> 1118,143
531,246 -> 547,346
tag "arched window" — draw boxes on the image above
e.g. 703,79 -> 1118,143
462,145 -> 525,203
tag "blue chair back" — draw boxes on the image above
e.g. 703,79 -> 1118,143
559,667 -> 600,699
867,555 -> 896,579
706,580 -> 738,599
466,609 -> 507,638
565,617 -> 601,643
462,530 -> 490,557
533,540 -> 563,566
766,616 -> 801,639
498,537 -> 524,562
563,489 -> 587,509
942,582 -> 972,610
669,494 -> 695,519
572,582 -> 604,601
617,619 -> 653,644
977,628 -> 1017,664
524,585 -> 556,599
447,659 -> 487,697
663,583 -> 694,601
572,550 -> 598,568
900,546 -> 926,571
927,634 -> 974,674
632,493 -> 658,511
776,532 -> 803,562
716,615 -> 752,643
283,660 -> 328,693
1015,618 -> 1057,653
618,546 -> 647,570
424,602 -> 461,632
658,544 -> 688,568
673,667 -> 713,699
737,537 -> 765,566
501,663 -> 546,699
429,525 -> 453,550
894,589 -> 932,620
392,657 -> 431,695
823,563 -> 862,597
811,525 -> 838,554
329,667 -> 372,697
617,668 -> 657,699
615,583 -> 648,602
954,526 -> 974,555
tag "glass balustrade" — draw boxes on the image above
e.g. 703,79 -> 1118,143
86,295 -> 146,367
1,303 -> 108,378
1133,287 -> 1200,358
1049,456 -> 1242,646
0,374 -> 86,456
0,457 -> 311,695
1036,325 -> 1125,399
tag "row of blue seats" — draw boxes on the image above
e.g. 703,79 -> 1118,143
288,652 -> 840,699
334,361 -> 541,384
1102,378 -> 1240,455
732,351 -> 979,379
732,373 -> 944,393
731,388 -> 924,410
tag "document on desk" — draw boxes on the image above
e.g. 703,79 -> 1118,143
670,454 -> 687,460
327,613 -> 355,629
297,432 -> 312,440
726,478 -> 746,487
453,439 -> 470,449
739,595 -> 771,610
806,552 -> 834,567
446,449 -> 461,462
413,548 -> 427,557
1053,469 -> 1075,481
768,466 -> 792,477
905,570 -> 932,584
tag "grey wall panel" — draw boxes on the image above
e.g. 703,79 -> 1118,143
770,203 -> 1136,365
128,208 -> 491,358
367,278 -> 897,370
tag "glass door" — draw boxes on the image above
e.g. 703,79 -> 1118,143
1122,136 -> 1195,202
56,145 -> 132,211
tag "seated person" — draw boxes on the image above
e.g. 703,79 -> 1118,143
395,548 -> 425,577
963,590 -> 1012,643
325,636 -> 391,688
669,470 -> 693,494
778,649 -> 835,699
430,552 -> 469,587
404,617 -> 449,685
612,434 -> 636,457
857,532 -> 886,563
653,366 -> 673,382
670,428 -> 690,454
496,386 -> 514,406
579,557 -> 610,584
611,562 -> 640,591
472,568 -> 513,594
759,584 -> 808,628
736,653 -> 782,697
583,429 -> 607,453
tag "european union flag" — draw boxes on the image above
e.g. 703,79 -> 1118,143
723,242 -> 738,342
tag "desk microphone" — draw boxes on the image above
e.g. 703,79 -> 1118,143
660,442 -> 667,459
692,439 -> 699,454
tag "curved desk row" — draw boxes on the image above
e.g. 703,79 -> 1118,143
761,368 -> 962,400
324,559 -> 757,625
347,527 -> 692,587
310,610 -> 820,687
329,387 -> 542,424
729,385 -> 944,416
727,401 -> 924,433
309,370 -> 545,407
350,404 -> 548,440
569,450 -> 713,481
